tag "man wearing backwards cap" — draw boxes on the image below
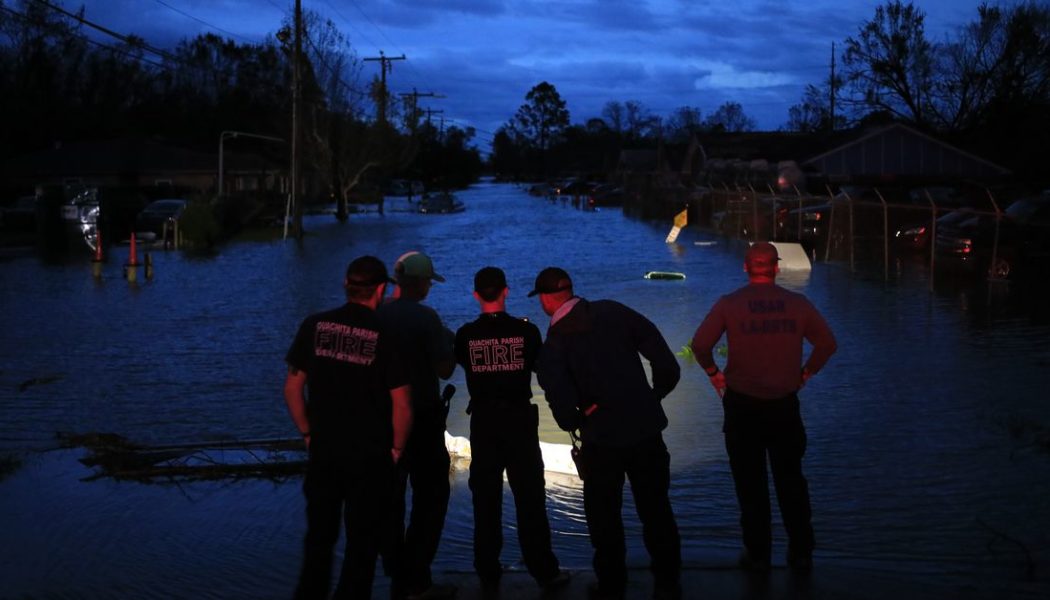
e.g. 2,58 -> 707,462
690,242 -> 837,572
454,266 -> 569,596
284,255 -> 413,599
378,251 -> 458,600
531,266 -> 682,600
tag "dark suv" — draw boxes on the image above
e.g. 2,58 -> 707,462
934,193 -> 1050,279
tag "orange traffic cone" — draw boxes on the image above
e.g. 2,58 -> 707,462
128,232 -> 139,266
125,232 -> 140,282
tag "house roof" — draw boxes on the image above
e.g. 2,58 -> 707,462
802,122 -> 1011,178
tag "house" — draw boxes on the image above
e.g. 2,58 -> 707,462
0,138 -> 285,197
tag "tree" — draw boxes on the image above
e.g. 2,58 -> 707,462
664,106 -> 704,142
511,81 -> 569,176
704,101 -> 756,132
842,1 -> 936,126
513,81 -> 570,151
601,101 -> 626,134
939,1 -> 1050,131
785,83 -> 847,132
623,100 -> 660,141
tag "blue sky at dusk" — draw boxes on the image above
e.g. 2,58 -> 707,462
68,1 -> 990,148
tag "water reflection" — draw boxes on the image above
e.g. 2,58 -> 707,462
1,181 -> 1048,598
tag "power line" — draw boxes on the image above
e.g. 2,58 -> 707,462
320,0 -> 383,55
324,0 -> 436,97
31,0 -> 178,62
148,0 -> 266,45
0,3 -> 167,69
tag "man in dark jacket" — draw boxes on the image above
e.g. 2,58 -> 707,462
691,242 -> 837,572
531,267 -> 682,600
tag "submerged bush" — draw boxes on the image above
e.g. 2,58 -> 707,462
178,200 -> 221,249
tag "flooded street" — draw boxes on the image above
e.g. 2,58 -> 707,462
1,181 -> 1049,598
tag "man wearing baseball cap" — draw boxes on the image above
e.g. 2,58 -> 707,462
379,251 -> 457,600
454,266 -> 569,595
690,242 -> 837,572
531,266 -> 682,600
284,255 -> 412,599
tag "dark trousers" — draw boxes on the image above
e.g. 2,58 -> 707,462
387,425 -> 451,595
723,389 -> 814,563
469,403 -> 560,583
581,433 -> 681,595
295,450 -> 395,600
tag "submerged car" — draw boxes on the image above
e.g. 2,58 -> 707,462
934,193 -> 1050,279
135,199 -> 187,241
779,202 -> 832,251
418,192 -> 464,214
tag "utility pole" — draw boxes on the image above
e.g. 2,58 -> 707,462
399,88 -> 443,134
829,41 -> 836,132
291,0 -> 303,241
364,51 -> 406,126
423,107 -> 444,129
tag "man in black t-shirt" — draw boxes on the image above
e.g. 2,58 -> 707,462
455,266 -> 568,595
284,255 -> 412,600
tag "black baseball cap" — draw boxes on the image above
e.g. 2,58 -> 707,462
527,266 -> 572,297
345,255 -> 395,287
474,266 -> 507,293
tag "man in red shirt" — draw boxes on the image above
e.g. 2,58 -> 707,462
690,242 -> 837,572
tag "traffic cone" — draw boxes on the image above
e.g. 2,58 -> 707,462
128,232 -> 138,266
125,232 -> 140,282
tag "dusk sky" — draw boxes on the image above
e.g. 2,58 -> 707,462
69,1 -> 990,149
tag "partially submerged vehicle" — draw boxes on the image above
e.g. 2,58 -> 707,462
418,192 -> 465,214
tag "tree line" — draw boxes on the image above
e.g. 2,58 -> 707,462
493,1 -> 1050,183
0,0 -> 483,210
2,0 -> 1045,200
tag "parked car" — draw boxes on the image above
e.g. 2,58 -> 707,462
135,199 -> 187,241
934,192 -> 1050,279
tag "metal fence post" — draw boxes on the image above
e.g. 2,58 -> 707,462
925,188 -> 936,290
875,188 -> 889,282
987,188 -> 1003,280
824,185 -> 835,263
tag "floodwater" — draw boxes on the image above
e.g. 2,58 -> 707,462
1,181 -> 1048,598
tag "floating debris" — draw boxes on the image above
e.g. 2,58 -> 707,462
18,374 -> 64,392
61,432 -> 306,482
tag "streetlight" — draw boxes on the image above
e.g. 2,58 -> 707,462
218,130 -> 285,197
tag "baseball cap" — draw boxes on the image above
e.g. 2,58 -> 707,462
527,266 -> 573,297
745,242 -> 781,269
394,251 -> 445,282
345,255 -> 395,287
474,266 -> 507,293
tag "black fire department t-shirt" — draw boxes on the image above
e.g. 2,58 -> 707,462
455,312 -> 542,407
286,302 -> 407,456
